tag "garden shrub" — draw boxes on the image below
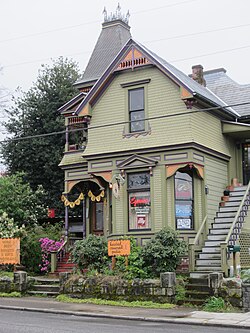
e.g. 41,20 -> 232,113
115,237 -> 147,279
71,234 -> 109,272
20,223 -> 63,274
141,227 -> 187,277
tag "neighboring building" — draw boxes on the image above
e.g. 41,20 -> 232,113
59,7 -> 250,275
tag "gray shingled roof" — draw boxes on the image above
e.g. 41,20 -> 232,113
137,42 -> 239,118
204,69 -> 250,117
75,19 -> 131,87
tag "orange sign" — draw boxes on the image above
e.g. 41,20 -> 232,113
0,238 -> 20,264
108,240 -> 131,257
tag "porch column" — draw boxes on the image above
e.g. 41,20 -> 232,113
82,198 -> 86,238
65,195 -> 69,238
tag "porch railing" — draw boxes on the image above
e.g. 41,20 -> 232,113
220,181 -> 250,276
50,239 -> 68,274
188,215 -> 207,271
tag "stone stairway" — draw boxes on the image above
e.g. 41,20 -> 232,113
27,277 -> 60,297
195,185 -> 247,272
182,272 -> 211,306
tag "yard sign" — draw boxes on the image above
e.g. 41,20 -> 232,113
0,238 -> 20,264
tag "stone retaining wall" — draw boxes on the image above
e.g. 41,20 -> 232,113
60,272 -> 176,303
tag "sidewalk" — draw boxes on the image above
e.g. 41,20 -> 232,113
0,296 -> 249,328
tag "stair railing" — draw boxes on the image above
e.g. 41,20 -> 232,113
50,239 -> 68,274
188,215 -> 207,271
220,181 -> 250,276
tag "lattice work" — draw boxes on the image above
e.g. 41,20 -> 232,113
239,233 -> 250,268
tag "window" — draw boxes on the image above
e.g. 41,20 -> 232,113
128,172 -> 151,230
129,88 -> 145,133
175,170 -> 193,230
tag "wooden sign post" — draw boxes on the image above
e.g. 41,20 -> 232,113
108,239 -> 131,270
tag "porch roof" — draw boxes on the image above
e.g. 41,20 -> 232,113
222,121 -> 250,139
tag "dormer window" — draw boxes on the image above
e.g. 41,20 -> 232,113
129,88 -> 145,133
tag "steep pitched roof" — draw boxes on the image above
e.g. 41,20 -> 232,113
204,68 -> 250,117
74,38 -> 239,119
75,19 -> 131,88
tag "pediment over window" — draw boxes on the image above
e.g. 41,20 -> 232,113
117,154 -> 158,170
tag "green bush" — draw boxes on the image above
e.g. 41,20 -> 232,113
71,234 -> 109,272
115,238 -> 147,279
20,223 -> 63,274
203,296 -> 226,312
141,227 -> 187,277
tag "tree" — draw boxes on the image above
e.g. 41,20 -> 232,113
0,172 -> 47,227
1,57 -> 80,212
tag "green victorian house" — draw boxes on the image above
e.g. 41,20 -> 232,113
59,8 -> 250,276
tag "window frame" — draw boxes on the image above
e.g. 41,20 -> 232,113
127,172 -> 151,231
174,170 -> 194,230
122,80 -> 150,136
129,88 -> 145,133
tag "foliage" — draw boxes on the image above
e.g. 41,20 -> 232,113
0,212 -> 25,238
241,269 -> 250,283
0,172 -> 47,227
20,223 -> 63,274
71,235 -> 109,272
175,275 -> 188,302
0,292 -> 21,298
203,296 -> 226,312
56,294 -> 175,309
1,57 -> 81,211
39,237 -> 64,273
0,271 -> 13,278
141,228 -> 187,277
115,237 -> 147,279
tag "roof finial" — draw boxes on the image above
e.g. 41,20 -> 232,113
103,7 -> 107,22
103,4 -> 130,24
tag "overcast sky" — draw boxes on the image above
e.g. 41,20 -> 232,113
1,0 -> 250,94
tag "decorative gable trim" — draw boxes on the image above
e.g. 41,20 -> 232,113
115,46 -> 151,72
58,92 -> 87,115
117,154 -> 158,170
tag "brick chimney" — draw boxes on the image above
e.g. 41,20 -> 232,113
192,65 -> 206,87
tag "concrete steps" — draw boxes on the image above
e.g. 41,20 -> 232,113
27,277 -> 60,297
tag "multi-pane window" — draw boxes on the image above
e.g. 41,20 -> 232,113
175,170 -> 194,230
128,172 -> 151,230
129,88 -> 145,133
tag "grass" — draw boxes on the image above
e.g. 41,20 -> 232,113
0,271 -> 14,278
203,296 -> 229,312
56,294 -> 176,309
0,292 -> 21,297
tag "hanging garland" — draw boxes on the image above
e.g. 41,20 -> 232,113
61,192 -> 84,208
88,190 -> 105,202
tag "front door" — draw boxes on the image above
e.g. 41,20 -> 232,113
243,144 -> 250,185
90,201 -> 104,236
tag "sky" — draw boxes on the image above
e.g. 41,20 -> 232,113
0,0 -> 250,138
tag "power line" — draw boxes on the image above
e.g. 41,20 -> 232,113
0,100 -> 249,144
0,0 -> 198,44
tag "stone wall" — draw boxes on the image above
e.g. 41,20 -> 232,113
218,277 -> 242,308
242,283 -> 250,311
0,271 -> 28,293
60,272 -> 176,303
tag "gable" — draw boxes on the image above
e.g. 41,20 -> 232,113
75,38 -> 238,120
115,46 -> 151,72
